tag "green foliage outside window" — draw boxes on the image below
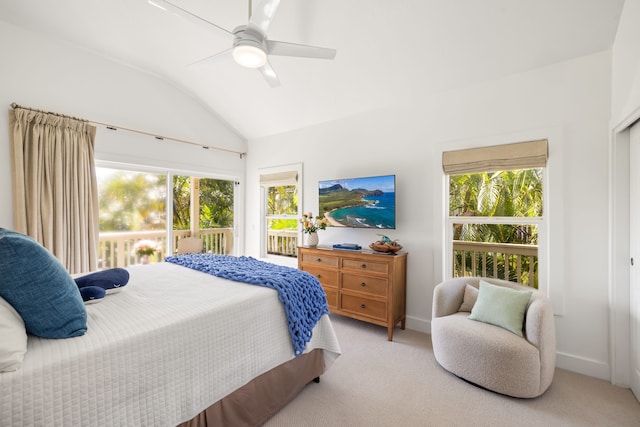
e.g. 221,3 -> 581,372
98,168 -> 234,232
267,185 -> 298,231
172,176 -> 234,230
449,168 -> 542,245
449,168 -> 543,287
98,169 -> 167,232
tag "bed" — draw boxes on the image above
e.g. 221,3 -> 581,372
0,259 -> 341,426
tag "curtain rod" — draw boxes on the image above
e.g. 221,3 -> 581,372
11,102 -> 88,122
10,102 -> 246,159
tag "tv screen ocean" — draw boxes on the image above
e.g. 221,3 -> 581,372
319,174 -> 396,229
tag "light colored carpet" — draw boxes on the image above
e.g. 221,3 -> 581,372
264,314 -> 640,427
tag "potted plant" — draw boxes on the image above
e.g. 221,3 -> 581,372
133,239 -> 159,264
300,212 -> 328,246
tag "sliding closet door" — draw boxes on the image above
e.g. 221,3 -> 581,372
630,121 -> 640,401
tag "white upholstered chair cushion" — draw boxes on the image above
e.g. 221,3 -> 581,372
431,277 -> 556,398
176,237 -> 204,255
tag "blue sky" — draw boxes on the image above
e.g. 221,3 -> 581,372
319,174 -> 395,192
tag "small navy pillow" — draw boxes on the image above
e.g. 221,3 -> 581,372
75,268 -> 129,293
0,228 -> 87,338
79,286 -> 106,304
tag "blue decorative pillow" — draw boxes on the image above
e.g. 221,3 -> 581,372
75,268 -> 129,293
0,228 -> 87,338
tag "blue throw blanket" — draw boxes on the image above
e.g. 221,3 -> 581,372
165,254 -> 329,356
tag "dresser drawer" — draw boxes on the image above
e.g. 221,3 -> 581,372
323,288 -> 338,309
303,266 -> 339,288
342,258 -> 388,275
301,253 -> 339,268
298,246 -> 407,341
341,294 -> 386,321
342,273 -> 387,297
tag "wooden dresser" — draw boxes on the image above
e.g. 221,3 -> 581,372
298,246 -> 408,340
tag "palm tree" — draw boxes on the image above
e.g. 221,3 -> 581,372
449,168 -> 542,286
267,185 -> 298,231
450,169 -> 542,244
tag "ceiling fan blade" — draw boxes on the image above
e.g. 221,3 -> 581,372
258,61 -> 281,88
248,0 -> 281,34
188,48 -> 233,67
148,0 -> 235,39
266,40 -> 336,60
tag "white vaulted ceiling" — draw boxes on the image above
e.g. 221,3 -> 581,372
0,0 -> 625,139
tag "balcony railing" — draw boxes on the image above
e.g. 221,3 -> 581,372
98,228 -> 233,269
267,229 -> 298,257
453,240 -> 538,288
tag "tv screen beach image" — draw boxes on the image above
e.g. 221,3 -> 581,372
319,175 -> 395,229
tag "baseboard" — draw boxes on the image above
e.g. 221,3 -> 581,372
555,351 -> 610,381
405,315 -> 430,334
406,318 -> 612,382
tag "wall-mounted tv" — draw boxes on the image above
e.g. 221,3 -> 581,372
319,174 -> 396,229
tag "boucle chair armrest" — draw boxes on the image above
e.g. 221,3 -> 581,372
525,296 -> 557,391
432,277 -> 470,318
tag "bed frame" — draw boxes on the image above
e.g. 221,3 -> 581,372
180,349 -> 325,426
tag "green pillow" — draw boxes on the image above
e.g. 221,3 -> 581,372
468,280 -> 532,336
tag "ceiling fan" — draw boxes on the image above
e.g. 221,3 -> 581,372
148,0 -> 337,87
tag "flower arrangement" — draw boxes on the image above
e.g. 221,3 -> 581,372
133,239 -> 159,256
300,212 -> 328,234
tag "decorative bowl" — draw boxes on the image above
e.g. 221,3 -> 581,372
369,243 -> 403,253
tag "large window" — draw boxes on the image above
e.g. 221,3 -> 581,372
97,166 -> 235,267
444,140 -> 547,288
172,176 -> 235,254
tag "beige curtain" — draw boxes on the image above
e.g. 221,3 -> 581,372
442,139 -> 548,175
9,107 -> 99,273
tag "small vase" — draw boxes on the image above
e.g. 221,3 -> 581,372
140,254 -> 150,265
307,232 -> 319,247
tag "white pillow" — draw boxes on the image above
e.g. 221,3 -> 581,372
458,284 -> 479,312
0,296 -> 28,372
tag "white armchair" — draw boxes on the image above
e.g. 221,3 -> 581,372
431,277 -> 556,398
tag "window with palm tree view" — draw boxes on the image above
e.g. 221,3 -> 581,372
97,167 -> 235,268
448,168 -> 543,288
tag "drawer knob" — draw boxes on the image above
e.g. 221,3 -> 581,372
317,258 -> 322,262
360,303 -> 366,309
316,274 -> 322,279
360,282 -> 366,287
361,263 -> 367,268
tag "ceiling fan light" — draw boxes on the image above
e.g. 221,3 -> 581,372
233,45 -> 267,68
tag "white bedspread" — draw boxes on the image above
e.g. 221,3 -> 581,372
0,262 -> 341,426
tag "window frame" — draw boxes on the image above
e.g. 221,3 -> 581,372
96,160 -> 239,256
259,163 -> 303,259
443,154 -> 548,294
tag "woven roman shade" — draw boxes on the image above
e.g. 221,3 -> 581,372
442,139 -> 548,175
259,171 -> 298,187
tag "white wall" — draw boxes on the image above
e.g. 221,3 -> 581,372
246,50 -> 613,380
612,0 -> 640,126
0,20 -> 246,233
